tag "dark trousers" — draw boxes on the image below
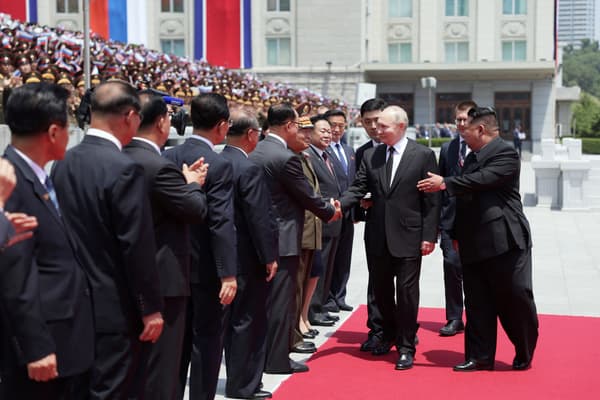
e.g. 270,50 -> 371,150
440,230 -> 464,321
462,247 -> 538,365
225,272 -> 268,398
371,249 -> 421,355
292,249 -> 315,346
309,236 -> 339,319
0,370 -> 89,400
365,251 -> 384,339
138,297 -> 187,400
264,255 -> 299,373
329,216 -> 354,306
90,332 -> 145,399
186,282 -> 229,400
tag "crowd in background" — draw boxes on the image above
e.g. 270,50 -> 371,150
0,13 -> 358,127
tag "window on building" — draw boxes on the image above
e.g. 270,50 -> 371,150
266,38 -> 291,66
445,0 -> 468,16
161,0 -> 184,13
57,0 -> 78,13
495,92 -> 530,139
503,0 -> 526,15
379,93 -> 414,122
389,0 -> 412,17
388,43 -> 412,63
502,40 -> 526,61
267,0 -> 291,12
161,39 -> 185,57
445,42 -> 469,62
436,93 -> 471,123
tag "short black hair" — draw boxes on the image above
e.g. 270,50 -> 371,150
190,93 -> 229,130
5,82 -> 69,137
267,103 -> 296,127
360,98 -> 387,116
310,114 -> 329,126
138,92 -> 167,130
324,109 -> 346,121
456,100 -> 478,112
91,80 -> 140,116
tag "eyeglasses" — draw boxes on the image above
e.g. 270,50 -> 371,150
455,118 -> 468,125
468,106 -> 497,120
329,122 -> 346,129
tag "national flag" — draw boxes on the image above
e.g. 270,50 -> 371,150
16,30 -> 34,42
90,0 -> 148,46
194,0 -> 253,69
0,1 -> 38,23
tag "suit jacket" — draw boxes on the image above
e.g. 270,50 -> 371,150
306,145 -> 342,238
444,137 -> 532,265
353,140 -> 376,222
0,213 -> 13,248
220,145 -> 277,276
0,146 -> 93,377
340,139 -> 440,258
123,139 -> 208,297
328,142 -> 356,193
51,135 -> 163,334
438,137 -> 461,232
249,135 -> 335,257
299,153 -> 322,250
162,137 -> 237,282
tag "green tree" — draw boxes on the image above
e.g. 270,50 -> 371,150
572,92 -> 600,137
563,39 -> 600,98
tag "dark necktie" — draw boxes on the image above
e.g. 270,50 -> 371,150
459,140 -> 467,167
385,146 -> 395,187
44,175 -> 61,214
463,151 -> 477,169
334,143 -> 348,174
322,151 -> 335,176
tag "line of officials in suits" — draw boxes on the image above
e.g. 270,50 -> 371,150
0,80 -> 539,400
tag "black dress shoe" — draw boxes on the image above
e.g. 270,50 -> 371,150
395,353 -> 414,370
301,331 -> 316,339
453,360 -> 494,372
324,313 -> 340,322
371,341 -> 393,355
250,390 -> 272,399
439,320 -> 465,336
309,317 -> 335,326
337,302 -> 354,311
360,336 -> 381,352
512,358 -> 531,370
309,328 -> 319,335
290,359 -> 309,373
323,302 -> 340,313
291,341 -> 316,354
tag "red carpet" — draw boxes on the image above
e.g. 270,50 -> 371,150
274,306 -> 599,400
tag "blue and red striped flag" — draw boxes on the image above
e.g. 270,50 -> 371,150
90,0 -> 147,46
194,0 -> 253,69
0,0 -> 37,23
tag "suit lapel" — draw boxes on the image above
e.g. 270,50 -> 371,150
389,140 -> 416,193
4,146 -> 65,226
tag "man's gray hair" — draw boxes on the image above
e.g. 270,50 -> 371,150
384,105 -> 409,125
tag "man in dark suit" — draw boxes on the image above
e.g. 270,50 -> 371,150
0,83 -> 94,398
339,105 -> 440,370
325,109 -> 357,313
353,98 -> 387,352
221,110 -> 278,400
418,107 -> 538,372
0,158 -> 38,249
249,103 -> 341,375
307,115 -> 342,329
163,93 -> 237,400
122,92 -> 208,399
437,100 -> 477,337
52,80 -> 164,399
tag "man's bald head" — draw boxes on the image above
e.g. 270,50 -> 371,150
91,80 -> 140,117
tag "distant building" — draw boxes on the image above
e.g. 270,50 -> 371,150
8,0 -> 562,153
557,0 -> 600,47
